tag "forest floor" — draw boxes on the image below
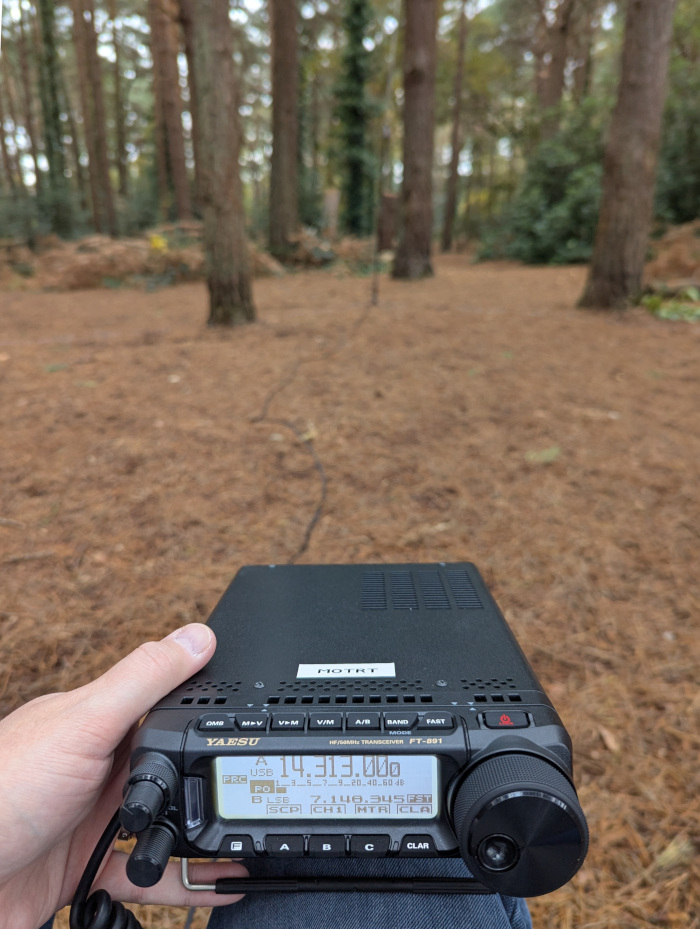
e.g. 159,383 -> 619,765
1,256 -> 699,929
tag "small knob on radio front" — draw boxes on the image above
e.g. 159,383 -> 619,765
452,753 -> 588,897
120,752 -> 179,834
125,821 -> 178,888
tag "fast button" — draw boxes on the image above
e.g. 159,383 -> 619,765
350,835 -> 391,857
416,714 -> 454,730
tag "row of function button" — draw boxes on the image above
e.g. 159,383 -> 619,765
197,712 -> 455,734
219,834 -> 438,858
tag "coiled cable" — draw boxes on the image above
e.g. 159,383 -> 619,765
69,810 -> 142,929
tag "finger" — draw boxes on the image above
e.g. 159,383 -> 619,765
96,851 -> 248,908
73,624 -> 216,747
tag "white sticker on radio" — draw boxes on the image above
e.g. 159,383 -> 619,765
297,663 -> 396,679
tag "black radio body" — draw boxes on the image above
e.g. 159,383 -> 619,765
121,563 -> 588,898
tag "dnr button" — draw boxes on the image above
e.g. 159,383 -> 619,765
400,835 -> 438,857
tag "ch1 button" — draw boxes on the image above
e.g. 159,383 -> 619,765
196,713 -> 236,732
350,835 -> 391,857
483,711 -> 529,729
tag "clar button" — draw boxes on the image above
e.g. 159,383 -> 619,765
399,835 -> 438,857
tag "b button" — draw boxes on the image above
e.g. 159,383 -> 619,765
350,835 -> 390,857
308,835 -> 346,857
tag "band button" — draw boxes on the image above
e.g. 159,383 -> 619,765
196,713 -> 236,732
217,835 -> 256,857
271,714 -> 306,731
266,835 -> 305,856
399,835 -> 438,857
416,714 -> 454,730
308,835 -> 347,857
383,713 -> 418,730
350,835 -> 391,857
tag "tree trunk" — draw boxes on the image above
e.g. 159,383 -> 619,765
537,0 -> 576,137
148,0 -> 192,220
269,0 -> 299,257
71,0 -> 102,231
578,0 -> 677,310
108,0 -> 129,197
16,4 -> 43,194
0,84 -> 18,192
177,0 -> 202,209
192,0 -> 255,326
36,0 -> 73,236
441,0 -> 469,253
393,0 -> 438,280
82,0 -> 117,235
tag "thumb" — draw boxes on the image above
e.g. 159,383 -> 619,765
76,623 -> 216,748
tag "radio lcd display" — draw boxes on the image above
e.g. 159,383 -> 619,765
214,754 -> 439,820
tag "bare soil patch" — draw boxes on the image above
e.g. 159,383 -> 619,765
1,256 -> 699,928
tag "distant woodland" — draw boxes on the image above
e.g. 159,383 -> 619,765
0,0 -> 698,311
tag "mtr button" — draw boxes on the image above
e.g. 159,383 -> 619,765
483,711 -> 530,729
417,714 -> 454,731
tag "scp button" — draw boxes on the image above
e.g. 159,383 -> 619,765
350,835 -> 391,857
266,835 -> 305,856
483,711 -> 529,729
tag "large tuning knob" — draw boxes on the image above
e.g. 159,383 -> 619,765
452,753 -> 588,897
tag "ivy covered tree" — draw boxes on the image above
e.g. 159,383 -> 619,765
333,0 -> 376,236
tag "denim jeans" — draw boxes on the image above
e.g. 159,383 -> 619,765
207,858 -> 532,929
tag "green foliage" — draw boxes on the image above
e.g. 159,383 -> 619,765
642,286 -> 700,322
485,104 -> 606,265
332,0 -> 378,237
655,0 -> 700,224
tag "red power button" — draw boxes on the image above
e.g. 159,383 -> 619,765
483,711 -> 530,729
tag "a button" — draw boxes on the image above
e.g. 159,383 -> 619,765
417,714 -> 454,730
350,835 -> 391,857
308,835 -> 347,857
271,714 -> 306,731
399,835 -> 438,857
217,835 -> 256,857
196,713 -> 236,732
346,712 -> 381,730
483,711 -> 530,729
309,713 -> 344,731
383,713 -> 418,730
266,835 -> 305,856
235,714 -> 269,731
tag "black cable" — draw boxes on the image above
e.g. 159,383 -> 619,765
70,810 -> 142,929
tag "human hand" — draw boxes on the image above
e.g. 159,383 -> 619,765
0,624 -> 247,929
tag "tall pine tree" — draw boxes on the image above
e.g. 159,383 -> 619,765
333,0 -> 376,236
